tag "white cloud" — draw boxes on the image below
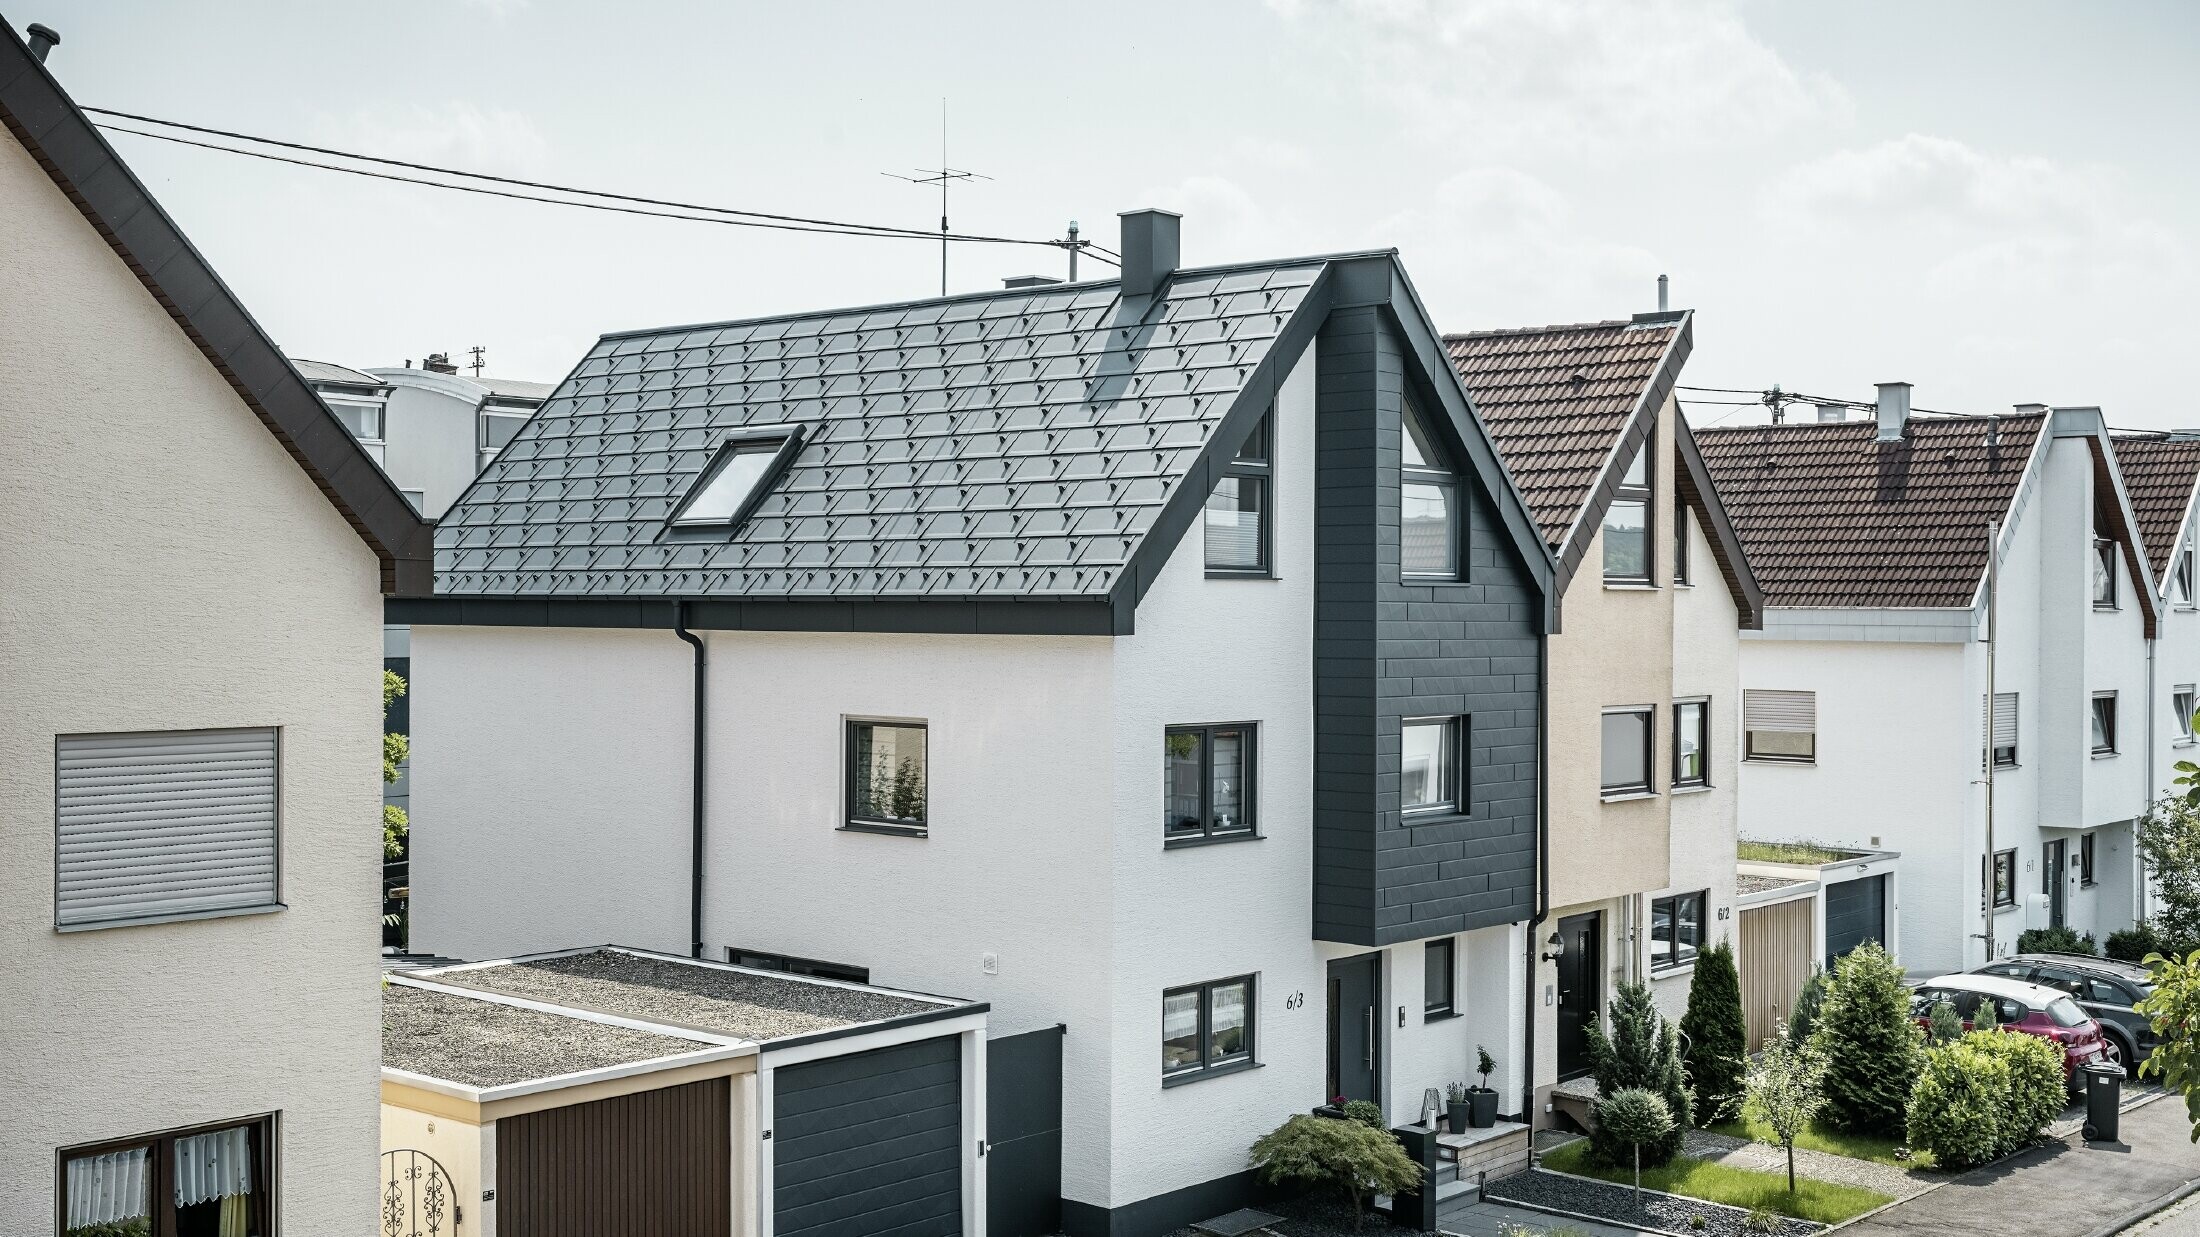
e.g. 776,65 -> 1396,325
1265,0 -> 1847,154
315,102 -> 551,177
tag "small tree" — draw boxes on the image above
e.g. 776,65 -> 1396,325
1811,943 -> 1923,1136
1681,939 -> 1748,1124
2140,798 -> 2200,950
1586,981 -> 1692,1165
2135,947 -> 2200,1142
1787,970 -> 1830,1047
382,669 -> 410,860
1477,1044 -> 1498,1091
1597,1088 -> 1676,1204
1744,1020 -> 1826,1192
1250,1113 -> 1422,1230
1926,999 -> 1964,1045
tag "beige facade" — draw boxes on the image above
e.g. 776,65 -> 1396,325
0,117 -> 385,1232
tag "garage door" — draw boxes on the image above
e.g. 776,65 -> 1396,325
773,1036 -> 963,1237
498,1077 -> 730,1237
1825,874 -> 1888,968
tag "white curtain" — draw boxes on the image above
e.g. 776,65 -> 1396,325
65,1146 -> 151,1227
174,1126 -> 254,1208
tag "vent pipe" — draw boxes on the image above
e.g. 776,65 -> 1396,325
1119,208 -> 1182,300
26,23 -> 59,62
1875,382 -> 1912,443
1657,274 -> 1669,313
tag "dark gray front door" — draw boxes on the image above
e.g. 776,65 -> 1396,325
1825,874 -> 1888,967
2044,840 -> 2068,928
1555,912 -> 1601,1081
1327,953 -> 1380,1104
773,1036 -> 962,1237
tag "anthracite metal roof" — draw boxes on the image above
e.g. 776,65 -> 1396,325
434,261 -> 1327,601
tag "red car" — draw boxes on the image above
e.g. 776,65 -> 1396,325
1911,973 -> 2107,1088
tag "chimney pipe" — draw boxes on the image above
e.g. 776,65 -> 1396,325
1816,403 -> 1846,424
424,352 -> 457,375
1657,274 -> 1669,313
26,23 -> 60,63
1875,382 -> 1912,443
1118,208 -> 1182,300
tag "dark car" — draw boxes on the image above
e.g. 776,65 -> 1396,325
1911,974 -> 2107,1088
1971,953 -> 2157,1068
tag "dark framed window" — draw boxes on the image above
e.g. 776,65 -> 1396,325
1601,707 -> 1655,797
2174,545 -> 2195,608
1162,975 -> 1256,1082
1650,891 -> 1705,970
2080,832 -> 2096,887
60,1116 -> 272,1237
1603,438 -> 1653,583
846,719 -> 928,834
1164,724 -> 1258,843
2175,686 -> 2195,744
1425,938 -> 1456,1019
1401,401 -> 1460,579
2093,536 -> 2117,608
1401,716 -> 1466,817
1985,692 -> 2019,768
1673,502 -> 1691,585
1988,848 -> 2016,908
1743,689 -> 1816,763
1205,411 -> 1271,574
727,946 -> 868,985
2091,692 -> 2118,755
1673,699 -> 1708,788
668,426 -> 807,531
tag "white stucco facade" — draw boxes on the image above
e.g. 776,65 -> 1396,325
0,130 -> 384,1233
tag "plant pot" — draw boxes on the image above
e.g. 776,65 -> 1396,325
1467,1088 -> 1499,1128
1447,1100 -> 1472,1133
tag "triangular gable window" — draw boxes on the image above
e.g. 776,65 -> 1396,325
669,427 -> 806,530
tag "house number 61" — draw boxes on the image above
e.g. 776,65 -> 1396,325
1284,992 -> 1305,1010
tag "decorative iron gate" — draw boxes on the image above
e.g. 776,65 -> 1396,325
382,1148 -> 458,1237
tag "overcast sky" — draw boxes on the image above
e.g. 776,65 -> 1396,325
36,1 -> 2200,429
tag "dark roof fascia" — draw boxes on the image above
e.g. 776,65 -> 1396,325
1673,411 -> 1766,629
1548,312 -> 1694,600
2057,410 -> 2159,639
0,21 -> 433,594
1375,258 -> 1561,630
386,594 -> 1122,637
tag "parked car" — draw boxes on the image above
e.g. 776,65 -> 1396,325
1971,953 -> 2156,1069
1910,973 -> 2107,1087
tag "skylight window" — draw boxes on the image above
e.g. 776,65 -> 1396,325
669,429 -> 804,529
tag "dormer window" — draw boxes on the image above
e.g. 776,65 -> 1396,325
669,428 -> 805,530
1604,436 -> 1653,584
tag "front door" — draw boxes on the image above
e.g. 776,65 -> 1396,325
1326,953 -> 1381,1105
1555,912 -> 1602,1081
2044,840 -> 2067,929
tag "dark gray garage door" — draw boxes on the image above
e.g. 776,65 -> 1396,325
1825,874 -> 1888,968
773,1035 -> 962,1237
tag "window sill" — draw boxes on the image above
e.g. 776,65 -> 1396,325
2080,880 -> 2098,889
1205,568 -> 1276,580
1671,783 -> 1714,796
2093,605 -> 2120,613
1603,581 -> 1659,592
1162,1058 -> 1262,1088
1650,960 -> 1697,979
2091,751 -> 2119,760
2175,739 -> 2197,749
1402,810 -> 1473,829
56,902 -> 286,933
1424,1009 -> 1461,1024
1401,577 -> 1475,588
1165,830 -> 1263,851
1600,789 -> 1658,803
840,822 -> 929,839
1744,757 -> 1816,767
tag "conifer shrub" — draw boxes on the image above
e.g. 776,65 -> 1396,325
1680,939 -> 1748,1125
1810,943 -> 1923,1136
1786,970 -> 1830,1047
1586,980 -> 1693,1165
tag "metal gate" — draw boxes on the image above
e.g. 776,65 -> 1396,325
382,1148 -> 458,1237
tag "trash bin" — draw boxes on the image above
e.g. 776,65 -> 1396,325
2082,1059 -> 2125,1143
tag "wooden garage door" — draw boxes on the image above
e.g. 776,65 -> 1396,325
1740,898 -> 1814,1052
1826,874 -> 1888,968
498,1077 -> 730,1237
773,1036 -> 962,1237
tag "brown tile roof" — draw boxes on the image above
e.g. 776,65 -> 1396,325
2110,435 -> 2200,579
1694,413 -> 2045,609
1445,318 -> 1682,550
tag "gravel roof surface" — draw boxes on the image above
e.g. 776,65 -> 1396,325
1737,874 -> 1808,895
440,950 -> 946,1042
383,984 -> 710,1088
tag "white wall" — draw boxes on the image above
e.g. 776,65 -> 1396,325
364,370 -> 497,519
0,132 -> 384,1234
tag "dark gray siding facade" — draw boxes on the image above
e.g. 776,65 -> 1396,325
1313,306 -> 1543,946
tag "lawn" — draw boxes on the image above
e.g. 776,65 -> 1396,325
1709,1115 -> 1935,1170
1737,840 -> 1863,866
1540,1139 -> 1894,1224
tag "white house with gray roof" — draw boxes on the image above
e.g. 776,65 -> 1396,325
396,210 -> 1561,1235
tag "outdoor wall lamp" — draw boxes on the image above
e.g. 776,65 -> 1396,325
1541,931 -> 1565,963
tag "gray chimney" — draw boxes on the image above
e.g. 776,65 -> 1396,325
1119,208 -> 1182,299
26,23 -> 60,63
2012,403 -> 2049,416
1657,274 -> 1669,313
1875,382 -> 1912,443
2170,429 -> 2200,442
1816,403 -> 1847,424
424,352 -> 457,375
1002,275 -> 1062,290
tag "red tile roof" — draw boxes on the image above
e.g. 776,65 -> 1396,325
2110,435 -> 2200,579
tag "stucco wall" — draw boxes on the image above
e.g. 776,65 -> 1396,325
365,370 -> 496,519
380,1097 -> 484,1235
0,132 -> 384,1233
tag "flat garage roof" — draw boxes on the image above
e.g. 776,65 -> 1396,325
384,983 -> 718,1088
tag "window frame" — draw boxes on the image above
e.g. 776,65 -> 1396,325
1742,689 -> 1817,765
1205,411 -> 1274,577
1424,938 -> 1457,1020
1672,697 -> 1710,789
1672,500 -> 1691,586
667,426 -> 808,532
2175,685 -> 2197,746
2091,691 -> 2119,755
1650,890 -> 1706,971
1400,400 -> 1463,582
2080,832 -> 2096,888
57,1114 -> 274,1237
843,717 -> 930,836
1161,975 -> 1258,1084
1163,723 -> 1260,846
1600,705 -> 1656,798
726,946 -> 869,985
1603,437 -> 1655,585
1990,848 -> 2017,909
2093,536 -> 2118,609
1400,715 -> 1468,819
325,395 -> 385,443
2177,544 -> 2196,609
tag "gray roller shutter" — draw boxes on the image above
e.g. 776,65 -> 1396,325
55,729 -> 279,927
773,1036 -> 962,1237
1743,689 -> 1815,733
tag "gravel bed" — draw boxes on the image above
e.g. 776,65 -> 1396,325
444,949 -> 946,1042
383,984 -> 709,1087
1681,1130 -> 1925,1200
1485,1167 -> 1823,1237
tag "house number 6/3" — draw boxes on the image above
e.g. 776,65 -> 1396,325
1284,992 -> 1305,1010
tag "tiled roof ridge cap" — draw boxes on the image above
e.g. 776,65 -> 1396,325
1694,409 -> 2047,438
592,248 -> 1395,344
1441,317 -> 1647,341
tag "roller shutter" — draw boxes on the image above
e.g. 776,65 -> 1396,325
1743,689 -> 1815,732
498,1078 -> 730,1237
55,729 -> 279,927
773,1036 -> 962,1237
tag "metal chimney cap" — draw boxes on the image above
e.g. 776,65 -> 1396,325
25,23 -> 60,62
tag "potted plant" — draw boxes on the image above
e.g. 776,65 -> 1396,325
1445,1081 -> 1472,1133
1466,1045 -> 1500,1127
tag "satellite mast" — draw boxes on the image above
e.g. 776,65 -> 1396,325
883,99 -> 989,296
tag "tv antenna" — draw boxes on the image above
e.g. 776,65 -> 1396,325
468,345 -> 486,377
883,99 -> 989,296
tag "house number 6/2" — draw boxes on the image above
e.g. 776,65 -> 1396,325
1284,992 -> 1305,1010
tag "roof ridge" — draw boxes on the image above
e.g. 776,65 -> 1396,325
1442,318 -> 1641,342
1694,409 -> 2048,438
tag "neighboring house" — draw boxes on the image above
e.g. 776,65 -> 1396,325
1445,313 -> 1763,1110
2108,431 -> 2200,808
1699,396 -> 2155,975
394,212 -> 1563,1233
1,19 -> 429,1237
